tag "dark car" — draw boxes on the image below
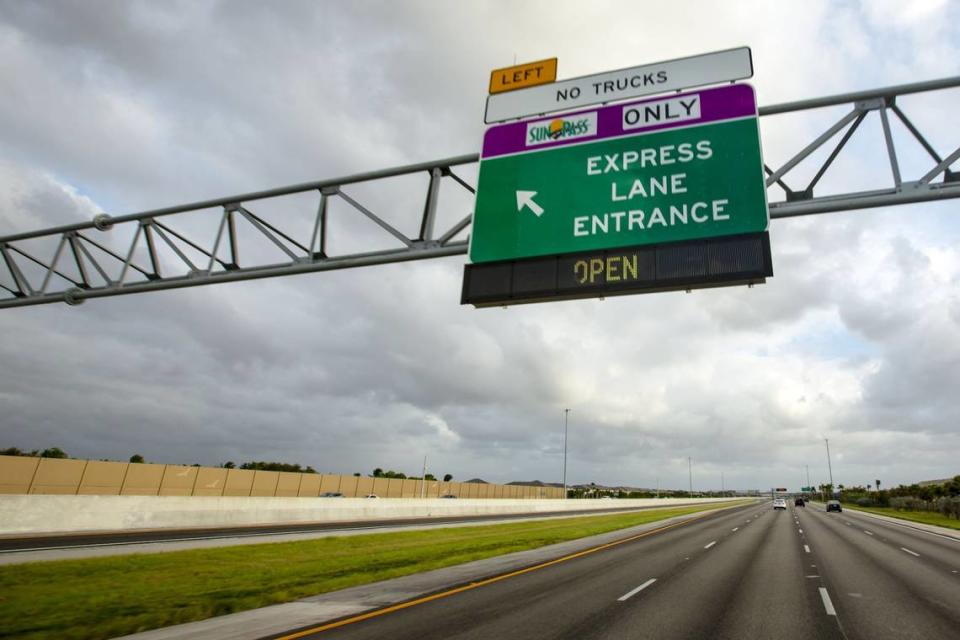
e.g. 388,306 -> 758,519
795,497 -> 805,507
826,500 -> 842,512
319,492 -> 344,498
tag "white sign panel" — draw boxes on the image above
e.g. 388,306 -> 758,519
484,47 -> 752,124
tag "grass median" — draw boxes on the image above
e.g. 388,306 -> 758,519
844,504 -> 960,531
1,500 -> 744,639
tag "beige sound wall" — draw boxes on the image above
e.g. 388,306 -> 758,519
0,455 -> 564,499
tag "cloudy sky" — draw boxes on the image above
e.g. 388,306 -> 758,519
1,1 -> 958,492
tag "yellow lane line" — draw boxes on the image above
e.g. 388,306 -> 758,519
275,505 -> 740,638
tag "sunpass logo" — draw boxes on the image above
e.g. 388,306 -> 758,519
526,112 -> 597,147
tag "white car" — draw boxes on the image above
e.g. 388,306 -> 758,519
773,498 -> 787,510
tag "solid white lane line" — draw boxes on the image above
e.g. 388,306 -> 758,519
704,541 -> 717,549
618,578 -> 657,601
901,547 -> 920,557
864,530 -> 873,536
819,587 -> 837,616
732,527 -> 739,532
804,545 -> 811,553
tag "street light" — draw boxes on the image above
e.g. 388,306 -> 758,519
563,409 -> 569,500
420,455 -> 427,499
824,438 -> 834,495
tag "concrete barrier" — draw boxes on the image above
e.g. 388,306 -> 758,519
0,496 -> 735,537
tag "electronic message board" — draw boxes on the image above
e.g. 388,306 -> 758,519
462,232 -> 771,306
463,81 -> 771,307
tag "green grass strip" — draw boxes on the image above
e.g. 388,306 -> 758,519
844,504 -> 960,531
0,501 -> 743,639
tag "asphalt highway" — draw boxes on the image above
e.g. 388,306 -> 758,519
273,501 -> 960,640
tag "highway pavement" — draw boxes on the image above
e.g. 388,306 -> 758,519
271,501 -> 960,640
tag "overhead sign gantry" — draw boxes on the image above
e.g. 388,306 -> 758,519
1,67 -> 957,310
463,50 -> 772,307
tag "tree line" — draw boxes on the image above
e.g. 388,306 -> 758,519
1,446 -> 69,459
819,476 -> 960,520
1,447 -> 318,473
1,448 -> 457,482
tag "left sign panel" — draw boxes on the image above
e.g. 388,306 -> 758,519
489,58 -> 558,94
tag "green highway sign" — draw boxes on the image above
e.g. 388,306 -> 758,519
470,83 -> 768,264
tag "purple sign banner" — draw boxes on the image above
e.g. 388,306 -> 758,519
482,83 -> 757,160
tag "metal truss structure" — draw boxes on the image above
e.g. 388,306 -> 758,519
1,76 -> 958,309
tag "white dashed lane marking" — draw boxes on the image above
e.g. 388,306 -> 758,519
804,545 -> 811,553
618,578 -> 656,602
704,541 -> 717,549
819,587 -> 837,616
901,547 -> 920,557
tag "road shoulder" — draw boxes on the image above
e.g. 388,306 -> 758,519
842,506 -> 960,541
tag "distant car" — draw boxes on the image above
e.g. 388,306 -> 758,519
319,492 -> 344,498
773,498 -> 787,510
364,494 -> 378,499
440,494 -> 458,499
826,500 -> 842,512
795,497 -> 805,507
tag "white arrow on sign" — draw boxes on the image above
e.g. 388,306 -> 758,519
516,190 -> 544,217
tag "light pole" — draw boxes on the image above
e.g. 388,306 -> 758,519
824,438 -> 834,495
563,409 -> 569,500
420,455 -> 427,499
721,471 -> 724,494
688,457 -> 693,495
806,464 -> 811,490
